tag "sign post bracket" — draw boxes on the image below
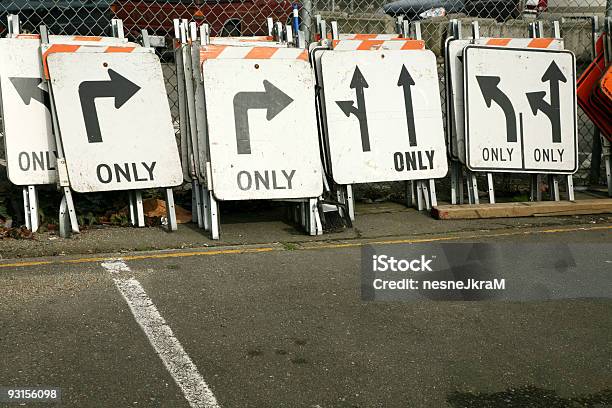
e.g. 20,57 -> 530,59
40,25 -> 80,238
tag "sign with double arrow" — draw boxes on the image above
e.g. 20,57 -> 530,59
0,38 -> 57,185
45,50 -> 183,192
320,49 -> 448,184
463,46 -> 577,174
202,58 -> 323,201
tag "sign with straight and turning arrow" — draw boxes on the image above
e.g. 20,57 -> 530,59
45,50 -> 183,192
202,58 -> 323,201
446,38 -> 564,163
463,46 -> 577,174
320,49 -> 448,184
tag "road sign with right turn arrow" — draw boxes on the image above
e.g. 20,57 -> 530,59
45,50 -> 183,192
202,57 -> 322,201
463,45 -> 577,174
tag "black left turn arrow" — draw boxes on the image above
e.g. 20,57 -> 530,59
397,65 -> 418,147
10,77 -> 51,112
477,75 -> 517,143
78,69 -> 141,143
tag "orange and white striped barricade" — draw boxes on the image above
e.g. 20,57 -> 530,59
197,44 -> 323,239
0,17 -> 137,233
312,33 -> 446,216
459,21 -> 577,208
39,27 -> 183,237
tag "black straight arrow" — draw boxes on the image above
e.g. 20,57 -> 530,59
397,65 -> 417,147
476,76 -> 517,143
78,69 -> 141,143
10,77 -> 51,111
526,61 -> 567,143
233,80 -> 293,154
336,66 -> 371,152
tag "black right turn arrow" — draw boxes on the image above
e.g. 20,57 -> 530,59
78,69 -> 141,143
233,80 -> 294,155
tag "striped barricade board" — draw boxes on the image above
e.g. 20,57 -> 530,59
0,36 -> 136,186
315,39 -> 448,184
43,45 -> 183,192
200,45 -> 322,201
445,37 -> 565,164
463,45 -> 577,174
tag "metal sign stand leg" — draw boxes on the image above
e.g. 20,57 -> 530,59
27,186 -> 39,232
416,181 -> 424,210
450,162 -> 459,205
308,198 -> 323,236
428,179 -> 438,208
40,26 -> 79,238
465,171 -> 479,205
566,175 -> 575,201
128,192 -> 136,226
604,138 -> 612,197
200,185 -> 210,231
59,195 -> 70,238
486,173 -> 495,204
345,185 -> 355,221
208,190 -> 219,240
135,191 -> 145,226
22,186 -> 39,232
164,188 -> 178,231
421,180 -> 431,210
548,175 -> 560,201
22,187 -> 32,230
193,180 -> 204,228
127,191 -> 144,227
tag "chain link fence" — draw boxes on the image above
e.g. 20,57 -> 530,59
0,0 -> 609,195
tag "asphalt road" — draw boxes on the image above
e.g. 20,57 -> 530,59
1,226 -> 611,407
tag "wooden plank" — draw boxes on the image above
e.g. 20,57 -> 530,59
432,199 -> 612,220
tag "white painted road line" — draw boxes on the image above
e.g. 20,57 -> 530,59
101,260 -> 220,408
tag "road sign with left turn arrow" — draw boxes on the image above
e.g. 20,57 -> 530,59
463,46 -> 577,174
320,49 -> 448,184
0,38 -> 57,186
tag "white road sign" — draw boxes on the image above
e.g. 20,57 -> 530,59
463,46 -> 577,174
202,58 -> 323,200
0,38 -> 56,185
320,50 -> 448,184
46,50 -> 183,192
447,38 -> 564,163
0,36 -> 138,186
